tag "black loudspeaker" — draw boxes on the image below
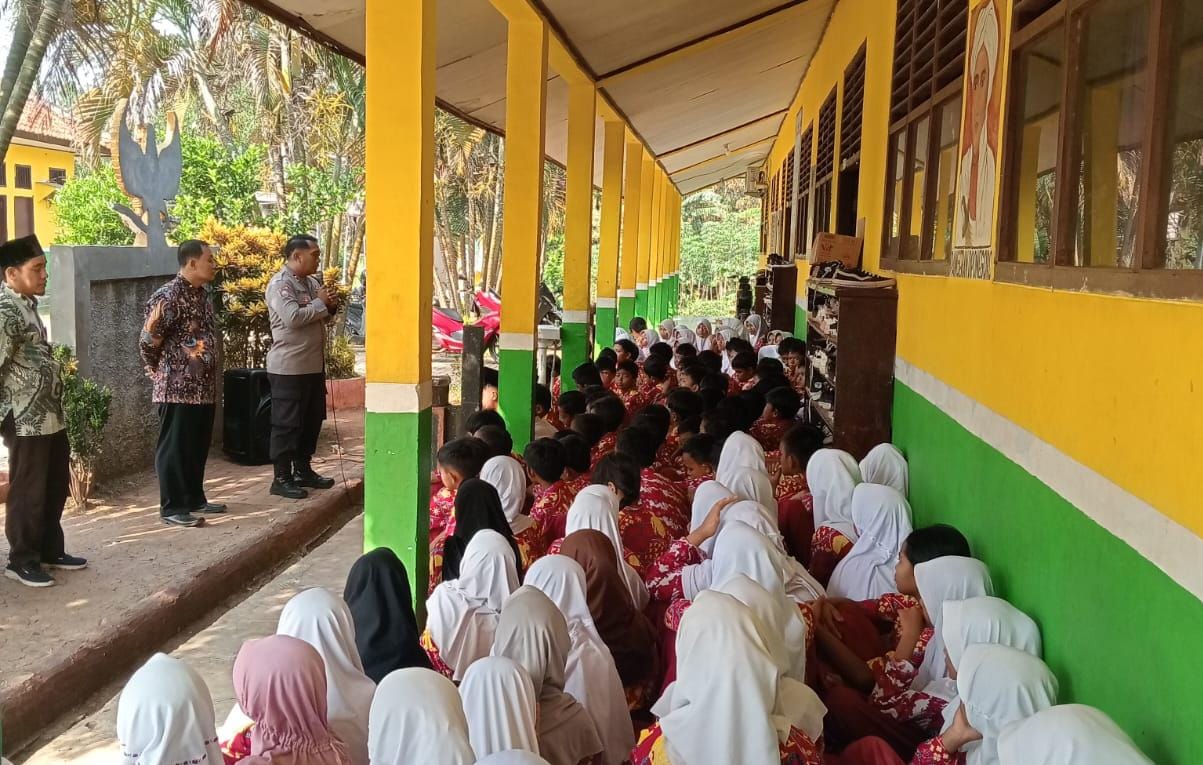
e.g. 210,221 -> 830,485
223,368 -> 272,464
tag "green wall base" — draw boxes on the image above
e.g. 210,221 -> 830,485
595,304 -> 616,357
617,296 -> 636,336
893,381 -> 1202,765
560,321 -> 589,392
364,408 -> 432,609
634,290 -> 648,322
498,347 -> 536,449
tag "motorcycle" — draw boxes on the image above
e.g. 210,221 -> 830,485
432,303 -> 501,355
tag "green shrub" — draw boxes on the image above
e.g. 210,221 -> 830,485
52,165 -> 135,246
51,345 -> 113,507
325,334 -> 357,380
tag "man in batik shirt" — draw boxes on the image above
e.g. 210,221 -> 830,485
0,236 -> 87,587
141,240 -> 224,528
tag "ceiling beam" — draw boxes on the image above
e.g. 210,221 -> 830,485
239,0 -> 364,64
658,110 -> 787,160
595,0 -> 809,84
669,137 -> 775,178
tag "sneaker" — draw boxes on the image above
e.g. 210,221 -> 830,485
196,502 -> 228,514
163,513 -> 203,528
271,479 -> 309,500
43,553 -> 88,570
294,467 -> 335,490
5,563 -> 55,588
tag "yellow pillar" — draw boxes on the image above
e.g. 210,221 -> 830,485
559,75 -> 596,387
647,170 -> 661,322
496,9 -> 548,447
635,157 -> 656,319
618,138 -> 643,331
669,189 -> 681,317
363,0 -> 436,599
596,120 -> 625,353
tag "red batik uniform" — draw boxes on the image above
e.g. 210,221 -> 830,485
642,468 -> 689,533
750,417 -> 791,452
617,386 -> 646,416
591,431 -> 618,467
654,433 -> 684,482
686,471 -> 714,502
728,377 -> 745,396
909,737 -> 963,765
429,483 -> 457,539
530,480 -> 574,550
776,473 -> 815,565
631,723 -> 821,765
810,525 -> 855,585
418,629 -> 456,679
644,538 -> 703,603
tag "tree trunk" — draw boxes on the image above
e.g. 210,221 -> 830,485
0,0 -> 67,162
0,1 -> 36,119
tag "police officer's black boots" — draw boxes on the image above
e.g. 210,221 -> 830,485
271,458 -> 309,499
294,458 -> 335,490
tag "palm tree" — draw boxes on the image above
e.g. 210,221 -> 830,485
0,0 -> 68,161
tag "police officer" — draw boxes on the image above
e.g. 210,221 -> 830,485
265,235 -> 339,499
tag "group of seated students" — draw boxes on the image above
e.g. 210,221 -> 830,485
113,314 -> 1156,765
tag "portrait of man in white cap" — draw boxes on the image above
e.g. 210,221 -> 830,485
955,0 -> 1001,249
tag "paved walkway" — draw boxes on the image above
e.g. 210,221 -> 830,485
0,412 -> 365,754
18,512 -> 366,764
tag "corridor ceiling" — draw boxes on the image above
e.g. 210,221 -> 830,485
244,0 -> 836,193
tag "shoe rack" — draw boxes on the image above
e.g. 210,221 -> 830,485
804,279 -> 898,459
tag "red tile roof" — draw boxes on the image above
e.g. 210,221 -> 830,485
15,98 -> 76,145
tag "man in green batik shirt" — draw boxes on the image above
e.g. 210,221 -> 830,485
0,235 -> 87,588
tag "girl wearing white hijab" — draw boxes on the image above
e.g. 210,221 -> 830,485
482,455 -> 534,536
744,313 -> 768,349
694,319 -> 713,348
492,586 -> 604,765
716,432 -> 778,513
806,448 -> 862,582
277,587 -> 377,765
460,656 -> 540,758
860,443 -> 909,497
913,557 -> 994,700
713,573 -> 810,687
997,705 -> 1154,765
564,484 -> 649,610
524,555 -> 635,765
671,326 -> 695,349
657,319 -> 676,342
827,484 -> 914,602
117,653 -> 224,765
919,645 -> 1057,765
425,530 -> 520,680
367,668 -> 475,765
636,591 -> 823,765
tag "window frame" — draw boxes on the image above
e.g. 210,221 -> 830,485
996,0 -> 1203,299
14,165 -> 32,190
880,0 -> 968,275
813,87 -> 838,238
48,167 -> 67,185
796,123 -> 815,258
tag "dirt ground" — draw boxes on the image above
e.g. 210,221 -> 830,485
0,412 -> 364,713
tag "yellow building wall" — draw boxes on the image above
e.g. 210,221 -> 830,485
2,140 -> 75,244
764,0 -> 1203,539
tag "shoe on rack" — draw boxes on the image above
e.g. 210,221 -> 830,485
197,502 -> 228,514
43,553 -> 88,570
271,478 -> 309,500
163,513 -> 204,528
5,562 -> 55,587
294,464 -> 335,490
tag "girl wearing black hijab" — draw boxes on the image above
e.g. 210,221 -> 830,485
342,547 -> 432,682
441,477 -> 524,582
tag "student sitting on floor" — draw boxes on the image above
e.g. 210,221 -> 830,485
118,654 -> 225,765
430,437 -> 490,540
526,437 -> 574,552
775,423 -> 824,564
997,704 -> 1156,765
673,342 -> 697,371
367,669 -> 475,765
555,389 -> 587,431
430,476 -> 526,590
641,355 -> 674,407
614,426 -> 686,573
533,383 -> 557,439
481,453 -> 539,566
342,547 -> 432,683
569,411 -> 607,467
679,433 -> 716,500
586,395 -> 627,467
614,359 -> 645,414
860,443 -> 909,497
572,361 -> 604,391
730,350 -> 758,390
751,385 -> 801,451
597,355 -> 618,390
637,404 -> 683,482
779,336 -> 807,392
614,337 -> 640,367
806,449 -> 863,584
555,431 -> 593,494
422,528 -> 519,680
675,363 -> 705,393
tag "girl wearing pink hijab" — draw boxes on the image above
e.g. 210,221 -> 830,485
231,635 -> 352,765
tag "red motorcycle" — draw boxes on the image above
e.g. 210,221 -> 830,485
432,303 -> 500,354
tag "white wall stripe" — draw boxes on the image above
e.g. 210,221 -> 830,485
618,289 -> 636,298
561,310 -> 588,324
366,381 -> 431,413
596,297 -> 617,308
897,357 -> 1203,603
499,331 -> 535,351
636,282 -> 648,290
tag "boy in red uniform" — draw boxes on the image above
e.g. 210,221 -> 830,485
613,359 -> 645,414
730,350 -> 758,390
429,437 -> 489,540
751,385 -> 802,451
553,389 -> 586,431
586,394 -> 626,466
524,437 -> 573,552
679,433 -> 716,501
775,423 -> 824,564
779,336 -> 808,393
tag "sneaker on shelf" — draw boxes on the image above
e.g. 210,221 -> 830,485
5,562 -> 55,588
829,266 -> 896,288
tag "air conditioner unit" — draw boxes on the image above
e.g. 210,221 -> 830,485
745,167 -> 767,196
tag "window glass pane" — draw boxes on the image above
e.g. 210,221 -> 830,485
1161,1 -> 1203,269
1009,27 -> 1063,264
931,97 -> 962,261
888,130 -> 906,251
907,116 -> 930,259
1072,0 -> 1149,268
14,165 -> 31,189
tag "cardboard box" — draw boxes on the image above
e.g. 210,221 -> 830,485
809,232 -> 863,268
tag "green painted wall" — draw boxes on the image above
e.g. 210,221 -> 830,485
596,305 -> 617,356
893,382 -> 1203,765
561,322 -> 589,391
634,289 -> 648,320
364,409 -> 432,608
498,347 -> 535,449
618,296 -> 635,335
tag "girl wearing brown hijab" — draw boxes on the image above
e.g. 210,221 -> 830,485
560,530 -> 660,694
